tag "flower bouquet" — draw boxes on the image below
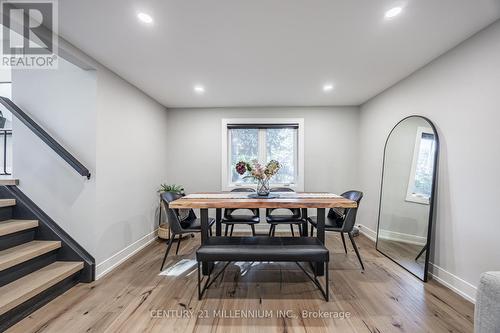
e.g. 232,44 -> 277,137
235,159 -> 281,196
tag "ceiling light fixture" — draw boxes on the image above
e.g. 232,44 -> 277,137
194,85 -> 205,94
323,83 -> 334,92
385,7 -> 403,19
137,12 -> 153,24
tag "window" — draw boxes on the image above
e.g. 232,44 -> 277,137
406,127 -> 436,204
222,119 -> 304,191
229,127 -> 259,184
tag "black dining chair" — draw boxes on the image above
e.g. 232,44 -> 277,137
221,188 -> 260,236
160,192 -> 215,271
307,190 -> 364,270
266,187 -> 304,237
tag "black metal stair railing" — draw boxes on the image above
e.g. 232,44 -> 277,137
0,129 -> 11,176
0,97 -> 91,179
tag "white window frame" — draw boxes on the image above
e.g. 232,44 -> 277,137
405,126 -> 435,205
221,118 -> 304,191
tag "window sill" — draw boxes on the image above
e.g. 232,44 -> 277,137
405,195 -> 430,205
224,183 -> 302,192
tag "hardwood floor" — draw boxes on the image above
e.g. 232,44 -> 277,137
8,233 -> 474,333
377,239 -> 426,278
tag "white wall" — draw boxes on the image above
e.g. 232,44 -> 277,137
11,42 -> 168,278
166,107 -> 359,194
1,69 -> 14,172
0,68 -> 13,127
166,107 -> 359,231
94,68 -> 168,276
12,57 -> 98,255
358,20 -> 500,301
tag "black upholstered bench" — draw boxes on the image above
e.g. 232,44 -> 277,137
196,236 -> 330,301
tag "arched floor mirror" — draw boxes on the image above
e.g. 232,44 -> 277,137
376,115 -> 439,281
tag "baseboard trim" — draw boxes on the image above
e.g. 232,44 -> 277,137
428,263 -> 477,303
356,224 -> 477,303
379,229 -> 427,246
96,229 -> 158,279
356,224 -> 377,241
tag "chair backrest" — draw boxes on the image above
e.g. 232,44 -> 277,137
161,192 -> 196,233
224,188 -> 259,217
338,190 -> 363,232
266,187 -> 301,217
271,187 -> 294,192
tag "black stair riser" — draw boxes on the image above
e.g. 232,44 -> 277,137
0,206 -> 13,221
0,250 -> 59,287
0,270 -> 81,331
0,229 -> 35,251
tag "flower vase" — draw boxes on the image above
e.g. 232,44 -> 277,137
256,178 -> 270,196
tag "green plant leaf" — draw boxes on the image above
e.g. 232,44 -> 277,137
158,183 -> 184,194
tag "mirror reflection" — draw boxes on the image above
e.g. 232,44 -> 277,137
376,116 -> 438,281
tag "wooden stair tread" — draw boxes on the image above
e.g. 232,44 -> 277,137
0,241 -> 61,271
0,219 -> 38,237
0,179 -> 19,186
0,261 -> 83,315
0,199 -> 16,208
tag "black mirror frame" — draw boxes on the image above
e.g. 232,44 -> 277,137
375,115 -> 439,282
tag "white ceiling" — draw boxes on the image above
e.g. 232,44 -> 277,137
58,0 -> 500,108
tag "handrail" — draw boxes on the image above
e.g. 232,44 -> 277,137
0,97 -> 91,179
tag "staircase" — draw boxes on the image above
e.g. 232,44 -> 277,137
0,179 -> 93,331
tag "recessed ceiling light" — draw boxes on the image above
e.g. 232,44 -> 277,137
194,85 -> 205,94
137,12 -> 153,24
323,83 -> 334,92
385,7 -> 403,19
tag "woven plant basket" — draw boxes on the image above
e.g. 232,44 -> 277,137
158,223 -> 170,240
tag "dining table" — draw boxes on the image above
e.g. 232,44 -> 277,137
168,192 -> 357,276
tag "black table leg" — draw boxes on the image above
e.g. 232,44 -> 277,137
216,208 -> 222,236
314,208 -> 325,276
301,208 -> 308,237
200,208 -> 214,275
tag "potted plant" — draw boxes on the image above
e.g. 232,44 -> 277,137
157,184 -> 185,239
235,160 -> 281,196
158,184 -> 184,195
